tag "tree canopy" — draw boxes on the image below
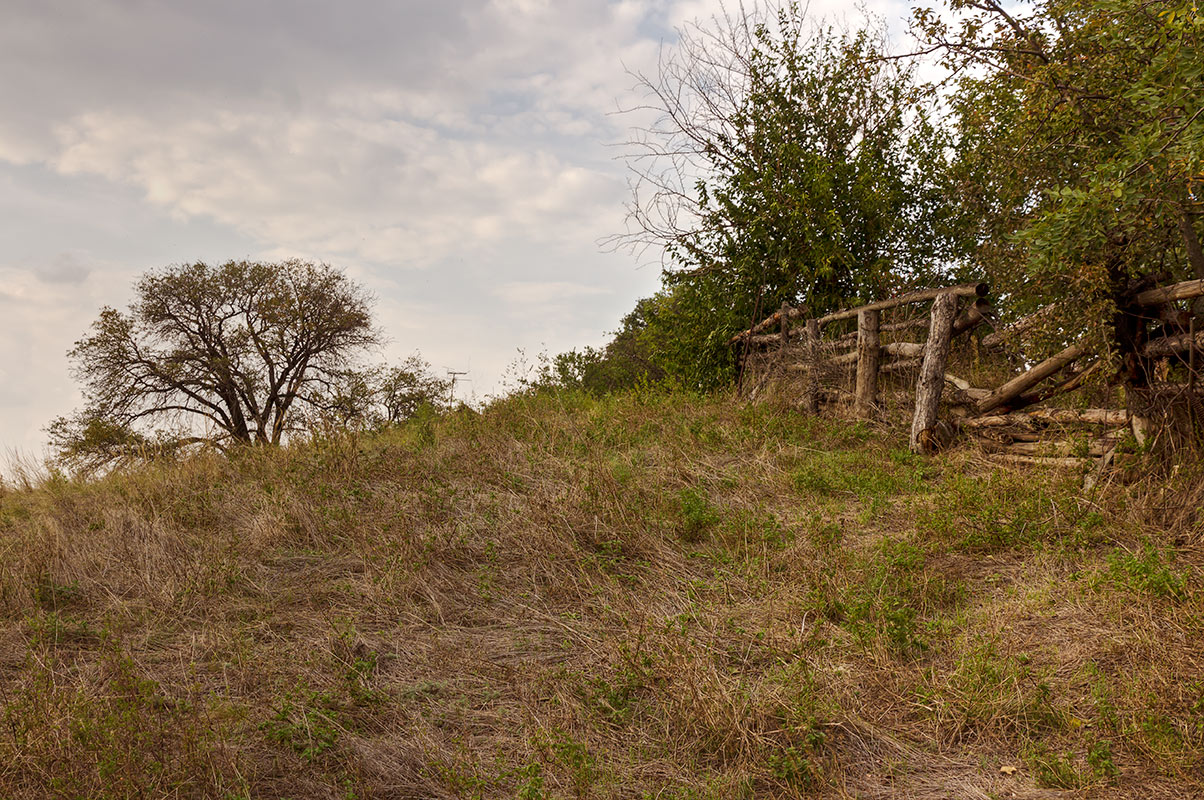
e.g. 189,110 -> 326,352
604,3 -> 970,388
50,259 -> 380,467
919,0 -> 1204,349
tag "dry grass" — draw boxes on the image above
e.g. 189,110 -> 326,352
0,388 -> 1201,798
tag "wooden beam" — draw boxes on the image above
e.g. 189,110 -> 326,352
883,342 -> 924,358
817,282 -> 987,328
976,343 -> 1089,414
910,292 -> 959,454
982,439 -> 1115,457
952,297 -> 992,336
992,454 -> 1092,468
1133,278 -> 1204,307
880,357 -> 921,374
1142,329 -> 1204,358
829,340 -> 922,366
854,309 -> 880,418
962,409 -> 1130,428
731,281 -> 987,343
833,316 -> 926,345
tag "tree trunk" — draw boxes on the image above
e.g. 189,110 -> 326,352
910,292 -> 958,453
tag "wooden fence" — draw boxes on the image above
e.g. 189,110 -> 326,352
730,278 -> 1204,464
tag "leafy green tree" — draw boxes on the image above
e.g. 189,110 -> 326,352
49,259 -> 379,467
300,355 -> 453,432
612,3 -> 970,387
917,0 -> 1204,355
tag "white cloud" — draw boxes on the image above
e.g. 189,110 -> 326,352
0,0 -> 915,452
495,281 -> 611,306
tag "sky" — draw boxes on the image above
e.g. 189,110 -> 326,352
0,0 -> 914,458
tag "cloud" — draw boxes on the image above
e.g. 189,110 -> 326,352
494,280 -> 611,306
0,0 -> 914,453
30,251 -> 93,285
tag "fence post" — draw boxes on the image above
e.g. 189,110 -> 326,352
910,292 -> 958,453
779,302 -> 791,354
804,318 -> 821,415
854,308 -> 880,418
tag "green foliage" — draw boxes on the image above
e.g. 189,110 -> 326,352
309,353 -> 453,432
1023,742 -> 1088,789
612,5 -> 970,389
920,0 -> 1204,351
1101,539 -> 1189,599
261,686 -> 341,762
677,487 -> 721,542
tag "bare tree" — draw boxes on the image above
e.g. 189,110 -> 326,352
49,259 -> 379,467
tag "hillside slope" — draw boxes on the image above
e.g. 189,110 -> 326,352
0,390 -> 1201,799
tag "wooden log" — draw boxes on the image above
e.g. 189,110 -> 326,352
731,281 -> 987,342
952,297 -> 993,336
992,454 -> 1092,468
976,343 -> 1090,414
817,282 -> 987,328
1142,329 -> 1204,358
940,374 -> 992,404
1032,408 -> 1129,425
1133,278 -> 1204,307
829,340 -> 922,366
983,439 -> 1113,457
880,357 -> 922,374
833,316 -> 926,345
854,309 -> 880,418
830,349 -> 859,366
962,408 -> 1130,428
1009,360 -> 1101,412
779,302 -> 791,352
960,414 -> 1035,429
944,373 -> 972,392
803,319 -> 820,414
884,342 -> 924,358
910,292 -> 959,454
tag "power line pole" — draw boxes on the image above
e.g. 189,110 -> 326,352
446,370 -> 468,406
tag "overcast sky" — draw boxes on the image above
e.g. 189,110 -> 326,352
0,0 -> 913,458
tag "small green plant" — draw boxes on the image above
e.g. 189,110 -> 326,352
677,488 -> 721,542
513,762 -> 545,800
261,688 -> 340,761
31,573 -> 82,610
1023,742 -> 1086,789
1103,540 -> 1188,600
767,744 -> 817,789
1087,739 -> 1120,783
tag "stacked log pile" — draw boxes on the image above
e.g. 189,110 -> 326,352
730,276 -> 1204,465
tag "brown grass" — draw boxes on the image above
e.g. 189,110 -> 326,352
0,388 -> 1201,798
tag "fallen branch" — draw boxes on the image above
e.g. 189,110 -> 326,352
977,343 -> 1090,414
991,454 -> 1091,468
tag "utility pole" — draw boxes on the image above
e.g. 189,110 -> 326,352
446,370 -> 468,406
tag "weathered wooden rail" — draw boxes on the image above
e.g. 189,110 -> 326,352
731,277 -> 1204,460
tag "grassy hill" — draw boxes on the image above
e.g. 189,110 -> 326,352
0,389 -> 1201,799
